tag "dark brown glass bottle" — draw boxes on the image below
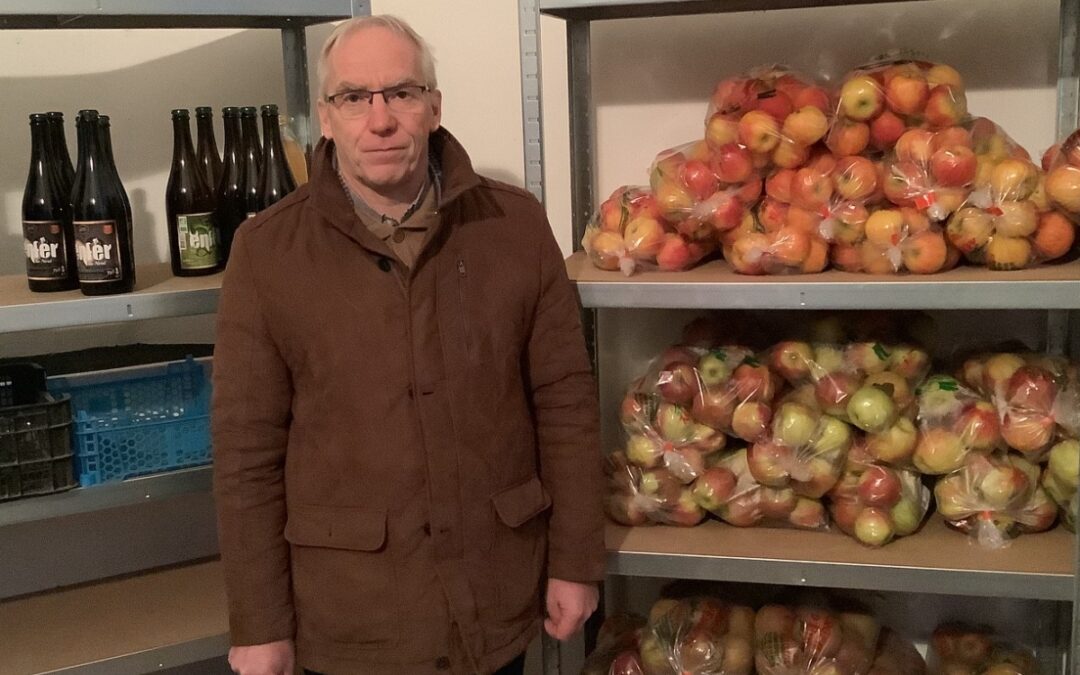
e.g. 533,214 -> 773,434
167,110 -> 221,277
45,111 -> 74,198
215,107 -> 246,264
23,114 -> 77,292
71,110 -> 135,295
257,104 -> 296,211
239,107 -> 262,218
195,106 -> 222,197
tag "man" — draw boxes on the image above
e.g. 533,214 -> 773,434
212,14 -> 604,675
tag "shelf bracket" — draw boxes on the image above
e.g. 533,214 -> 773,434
520,0 -> 546,206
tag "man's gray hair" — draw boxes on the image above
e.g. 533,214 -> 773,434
317,15 -> 438,98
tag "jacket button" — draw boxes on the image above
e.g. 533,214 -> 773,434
435,656 -> 451,670
377,257 -> 392,272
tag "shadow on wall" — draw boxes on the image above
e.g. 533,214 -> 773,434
591,0 -> 1058,106
0,27 -> 310,276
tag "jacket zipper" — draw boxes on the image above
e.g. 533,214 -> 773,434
456,258 -> 471,360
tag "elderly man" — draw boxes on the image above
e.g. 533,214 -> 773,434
211,14 -> 604,675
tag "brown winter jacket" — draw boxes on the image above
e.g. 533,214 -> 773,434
211,128 -> 604,674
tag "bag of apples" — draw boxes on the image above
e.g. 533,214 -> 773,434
934,452 -> 1057,549
619,345 -> 739,482
754,605 -> 883,675
637,596 -> 755,675
880,126 -> 977,223
723,152 -> 837,275
767,341 -> 929,466
706,65 -> 832,174
746,397 -> 855,500
829,58 -> 968,158
827,441 -> 931,547
583,185 -> 715,275
957,352 -> 1080,461
944,118 -> 1071,269
1044,127 -> 1080,229
1042,438 -> 1079,532
582,614 -> 648,675
691,448 -> 829,531
912,374 -> 1001,475
623,343 -> 781,448
829,205 -> 959,275
606,452 -> 707,528
649,141 -> 760,253
926,624 -> 1038,675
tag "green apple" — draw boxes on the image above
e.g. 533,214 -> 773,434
847,385 -> 898,433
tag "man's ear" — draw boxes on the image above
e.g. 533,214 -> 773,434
428,89 -> 443,132
317,99 -> 334,140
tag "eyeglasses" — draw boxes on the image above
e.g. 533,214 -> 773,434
324,84 -> 431,118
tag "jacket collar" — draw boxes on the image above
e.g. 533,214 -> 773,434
309,127 -> 482,250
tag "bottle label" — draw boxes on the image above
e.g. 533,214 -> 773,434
23,220 -> 69,281
176,211 -> 220,270
74,220 -> 123,283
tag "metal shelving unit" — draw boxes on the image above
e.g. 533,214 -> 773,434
0,4 -> 361,672
529,0 -> 1080,672
0,264 -> 222,333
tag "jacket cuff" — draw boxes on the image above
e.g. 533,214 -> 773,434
547,548 -> 607,584
228,605 -> 296,646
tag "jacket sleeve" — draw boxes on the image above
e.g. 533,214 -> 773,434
526,219 -> 606,583
211,230 -> 296,645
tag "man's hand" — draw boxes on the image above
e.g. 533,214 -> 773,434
544,578 -> 599,641
228,639 -> 295,675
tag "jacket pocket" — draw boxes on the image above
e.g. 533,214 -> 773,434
285,506 -> 397,647
488,476 -> 551,620
491,475 -> 552,527
285,505 -> 387,551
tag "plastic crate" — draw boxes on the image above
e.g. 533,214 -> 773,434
48,357 -> 212,486
0,364 -> 77,501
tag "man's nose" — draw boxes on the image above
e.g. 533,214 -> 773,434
366,93 -> 396,133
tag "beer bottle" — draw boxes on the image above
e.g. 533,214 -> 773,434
45,111 -> 74,198
23,114 -> 77,292
215,107 -> 245,264
239,107 -> 262,219
71,110 -> 135,295
195,106 -> 222,197
257,104 -> 296,211
167,110 -> 221,277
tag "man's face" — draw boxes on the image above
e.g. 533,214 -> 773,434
317,26 -> 442,196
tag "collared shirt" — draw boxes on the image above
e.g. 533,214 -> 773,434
338,159 -> 442,269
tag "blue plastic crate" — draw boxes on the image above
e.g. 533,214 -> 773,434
47,357 -> 212,486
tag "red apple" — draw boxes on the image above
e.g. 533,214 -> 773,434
1001,412 -> 1055,455
815,372 -> 861,417
870,110 -> 907,151
770,341 -> 815,383
656,233 -> 694,271
793,85 -> 831,113
766,168 -> 796,203
731,363 -> 775,402
748,439 -> 794,486
895,128 -> 935,164
857,465 -> 903,508
691,387 -> 736,430
657,362 -> 700,404
623,214 -> 668,262
755,89 -> 794,123
953,401 -> 1002,452
731,400 -> 772,442
834,156 -> 879,202
692,466 -> 738,512
712,142 -> 755,184
791,167 -> 834,212
1006,365 -> 1058,414
760,486 -> 799,519
826,119 -> 871,157
788,497 -> 828,529
930,145 -> 977,187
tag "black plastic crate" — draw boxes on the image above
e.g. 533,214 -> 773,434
0,363 -> 77,501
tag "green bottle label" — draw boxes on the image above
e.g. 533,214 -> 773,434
177,211 -> 219,270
